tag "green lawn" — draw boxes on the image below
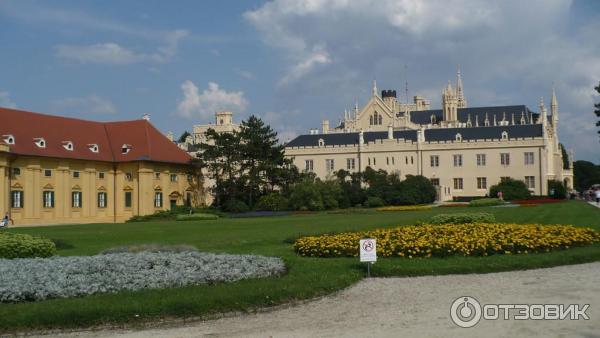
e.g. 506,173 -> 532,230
1,201 -> 599,333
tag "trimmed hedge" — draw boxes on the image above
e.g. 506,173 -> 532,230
469,198 -> 503,207
0,232 -> 56,259
176,213 -> 219,221
489,178 -> 531,200
429,212 -> 496,225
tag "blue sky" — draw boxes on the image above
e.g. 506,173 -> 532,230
0,0 -> 599,161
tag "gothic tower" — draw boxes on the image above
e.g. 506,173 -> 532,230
442,81 -> 458,122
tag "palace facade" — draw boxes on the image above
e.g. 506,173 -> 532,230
0,108 -> 193,226
285,72 -> 573,200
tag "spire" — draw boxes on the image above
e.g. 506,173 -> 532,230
372,79 -> 378,97
511,113 -> 515,125
539,97 -> 547,124
551,87 -> 558,123
475,114 -> 479,127
456,65 -> 467,108
520,111 -> 526,125
354,99 -> 359,119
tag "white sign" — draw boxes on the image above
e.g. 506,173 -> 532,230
359,238 -> 377,262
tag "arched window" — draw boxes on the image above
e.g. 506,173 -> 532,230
369,115 -> 374,125
501,131 -> 508,140
455,133 -> 463,142
318,138 -> 325,147
378,113 -> 383,125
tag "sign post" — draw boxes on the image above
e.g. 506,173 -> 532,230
359,238 -> 377,277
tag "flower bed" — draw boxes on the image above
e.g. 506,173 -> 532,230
376,205 -> 433,212
294,223 -> 599,258
514,198 -> 564,205
0,252 -> 285,302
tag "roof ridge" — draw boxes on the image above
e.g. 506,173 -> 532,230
0,106 -> 107,124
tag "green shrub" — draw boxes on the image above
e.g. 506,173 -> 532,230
224,199 -> 250,213
547,180 -> 567,199
469,198 -> 503,207
289,178 -> 324,211
429,212 -> 496,224
176,213 -> 219,221
0,232 -> 56,259
489,178 -> 531,200
255,193 -> 289,211
365,196 -> 385,208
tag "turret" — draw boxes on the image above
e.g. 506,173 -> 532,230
215,111 -> 233,126
381,90 -> 398,111
322,119 -> 329,134
442,81 -> 458,122
387,123 -> 393,139
551,88 -> 558,125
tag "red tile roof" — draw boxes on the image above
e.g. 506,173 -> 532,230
0,107 -> 191,164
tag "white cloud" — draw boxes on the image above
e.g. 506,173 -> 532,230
52,95 -> 118,115
55,29 -> 188,65
244,0 -> 600,160
234,68 -> 256,80
175,81 -> 248,119
0,91 -> 16,108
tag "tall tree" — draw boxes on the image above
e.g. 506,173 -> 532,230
595,82 -> 600,139
178,131 -> 192,143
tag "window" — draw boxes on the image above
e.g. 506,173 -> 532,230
98,192 -> 107,208
453,154 -> 463,167
392,157 -> 395,165
124,191 -> 132,208
325,159 -> 335,172
373,158 -> 376,166
525,176 -> 535,189
43,191 -> 54,208
318,139 -> 325,147
346,158 -> 356,170
155,172 -> 161,180
305,160 -> 314,172
170,174 -> 178,182
11,190 -> 23,208
121,144 -> 132,154
44,169 -> 52,177
186,192 -> 192,207
73,171 -> 80,178
477,177 -> 487,190
430,178 -> 440,186
500,153 -> 510,166
501,131 -> 508,140
3,134 -> 15,145
430,155 -> 439,167
89,144 -> 99,153
476,154 -> 486,166
524,152 -> 534,165
455,133 -> 462,141
154,192 -> 163,208
98,172 -> 105,179
368,158 -> 371,166
453,178 -> 463,190
63,141 -> 74,151
72,191 -> 82,208
411,156 -> 414,165
11,168 -> 20,177
125,172 -> 133,181
34,138 -> 46,148
386,157 -> 389,165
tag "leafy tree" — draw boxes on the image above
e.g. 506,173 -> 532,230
573,160 -> 600,191
595,81 -> 600,138
489,178 -> 531,200
178,131 -> 192,143
559,143 -> 570,169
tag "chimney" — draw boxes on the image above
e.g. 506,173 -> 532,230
166,132 -> 174,142
322,119 -> 329,134
142,113 -> 151,121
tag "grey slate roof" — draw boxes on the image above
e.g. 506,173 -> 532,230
424,124 -> 543,141
286,130 -> 417,147
409,105 -> 538,125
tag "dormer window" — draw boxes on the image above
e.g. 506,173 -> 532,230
34,138 -> 46,148
62,141 -> 74,151
318,138 -> 325,147
121,144 -> 132,154
455,133 -> 463,142
2,134 -> 15,145
501,131 -> 509,140
88,144 -> 99,153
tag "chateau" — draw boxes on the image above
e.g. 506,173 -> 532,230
0,108 -> 194,226
285,71 -> 573,200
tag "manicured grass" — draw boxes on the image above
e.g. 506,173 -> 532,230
1,201 -> 599,333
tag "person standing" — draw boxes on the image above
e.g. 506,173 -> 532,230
595,189 -> 600,206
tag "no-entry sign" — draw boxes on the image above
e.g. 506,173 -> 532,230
359,238 -> 377,262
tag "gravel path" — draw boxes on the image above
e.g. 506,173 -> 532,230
58,262 -> 599,338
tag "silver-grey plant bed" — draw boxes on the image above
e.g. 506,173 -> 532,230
0,252 -> 285,302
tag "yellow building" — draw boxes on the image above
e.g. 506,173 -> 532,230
0,108 -> 194,226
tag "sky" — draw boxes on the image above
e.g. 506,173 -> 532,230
0,0 -> 599,162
